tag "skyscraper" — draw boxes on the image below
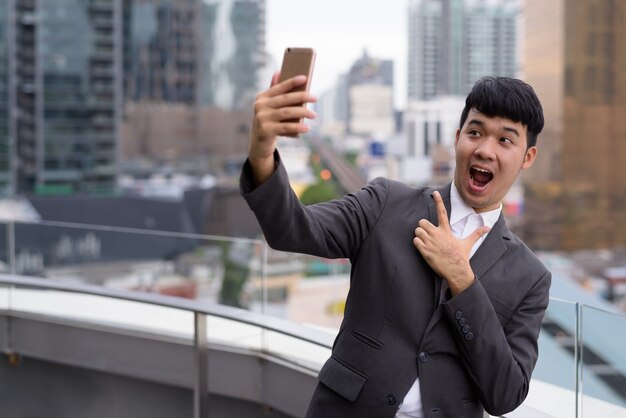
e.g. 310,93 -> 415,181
124,0 -> 198,104
124,0 -> 265,110
522,0 -> 626,250
199,0 -> 266,110
119,0 -> 265,168
5,0 -> 121,195
0,1 -> 11,194
408,0 -> 519,101
0,0 -> 265,197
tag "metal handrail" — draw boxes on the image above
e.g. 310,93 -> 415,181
0,274 -> 335,349
7,219 -> 264,245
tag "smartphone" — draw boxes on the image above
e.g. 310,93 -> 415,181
278,47 -> 316,135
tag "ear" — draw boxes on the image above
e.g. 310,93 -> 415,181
454,129 -> 460,147
521,146 -> 537,170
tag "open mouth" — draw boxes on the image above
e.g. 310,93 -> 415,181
470,166 -> 493,189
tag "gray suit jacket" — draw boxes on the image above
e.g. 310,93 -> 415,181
240,153 -> 551,418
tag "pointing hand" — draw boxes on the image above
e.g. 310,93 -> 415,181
413,191 -> 490,296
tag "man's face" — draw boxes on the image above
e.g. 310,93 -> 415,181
454,108 -> 537,213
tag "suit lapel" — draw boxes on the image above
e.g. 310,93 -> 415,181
470,213 -> 510,280
425,184 -> 451,323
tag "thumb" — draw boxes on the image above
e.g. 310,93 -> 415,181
465,226 -> 491,245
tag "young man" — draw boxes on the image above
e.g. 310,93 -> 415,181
241,75 -> 551,418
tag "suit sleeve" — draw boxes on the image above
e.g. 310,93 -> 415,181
442,269 -> 551,416
240,150 -> 389,260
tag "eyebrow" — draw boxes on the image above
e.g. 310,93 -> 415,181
467,119 -> 520,138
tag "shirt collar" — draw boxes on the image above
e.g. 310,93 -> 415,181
449,182 -> 502,229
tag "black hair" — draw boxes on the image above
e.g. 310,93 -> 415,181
459,76 -> 544,148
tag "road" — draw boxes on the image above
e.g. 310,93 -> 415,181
308,138 -> 366,194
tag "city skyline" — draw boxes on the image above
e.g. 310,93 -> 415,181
265,0 -> 408,108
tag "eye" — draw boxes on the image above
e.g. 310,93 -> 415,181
468,129 -> 481,137
499,137 -> 513,144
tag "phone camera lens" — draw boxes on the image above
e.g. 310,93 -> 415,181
287,48 -> 291,52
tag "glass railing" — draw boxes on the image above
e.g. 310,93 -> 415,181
1,220 -> 625,417
580,305 -> 626,416
0,220 -> 268,312
528,298 -> 579,418
0,220 -> 349,332
0,219 -> 335,370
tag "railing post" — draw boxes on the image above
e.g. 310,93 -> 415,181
8,221 -> 15,275
5,222 -> 16,354
574,303 -> 583,418
261,242 -> 268,352
194,312 -> 208,418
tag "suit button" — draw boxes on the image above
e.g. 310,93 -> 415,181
458,317 -> 466,326
465,332 -> 474,340
462,325 -> 471,333
455,310 -> 463,320
385,394 -> 397,406
419,351 -> 429,363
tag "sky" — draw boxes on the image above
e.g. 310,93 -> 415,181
265,0 -> 409,108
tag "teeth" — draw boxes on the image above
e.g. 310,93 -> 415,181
473,167 -> 491,174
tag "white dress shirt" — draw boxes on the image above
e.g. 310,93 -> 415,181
395,183 -> 502,418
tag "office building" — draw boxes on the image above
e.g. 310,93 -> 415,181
346,51 -> 394,137
400,96 -> 464,185
315,74 -> 349,141
522,0 -> 626,250
124,0 -> 265,110
408,0 -> 518,101
0,2 -> 11,195
4,0 -> 122,195
119,0 -> 265,166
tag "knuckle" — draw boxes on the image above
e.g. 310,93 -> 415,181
257,121 -> 275,138
253,100 -> 265,114
257,125 -> 269,138
278,123 -> 293,135
278,108 -> 292,120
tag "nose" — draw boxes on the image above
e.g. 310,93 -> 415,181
473,137 -> 497,161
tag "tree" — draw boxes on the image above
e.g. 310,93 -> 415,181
300,181 -> 339,205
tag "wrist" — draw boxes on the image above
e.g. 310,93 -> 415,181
249,153 -> 277,187
447,268 -> 475,297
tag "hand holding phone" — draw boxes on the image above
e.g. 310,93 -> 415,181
247,48 -> 316,185
278,47 -> 316,136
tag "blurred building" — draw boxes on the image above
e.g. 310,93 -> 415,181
316,80 -> 348,139
408,0 -> 519,100
0,2 -> 10,195
123,0 -> 266,110
398,96 -> 464,185
121,0 -> 266,167
120,102 -> 250,162
522,0 -> 626,251
346,50 -> 394,137
3,0 -> 121,196
0,0 -> 266,198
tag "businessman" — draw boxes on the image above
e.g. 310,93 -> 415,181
241,75 -> 551,418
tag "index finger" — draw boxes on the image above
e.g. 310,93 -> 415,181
433,191 -> 450,229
